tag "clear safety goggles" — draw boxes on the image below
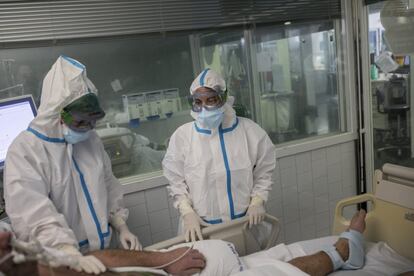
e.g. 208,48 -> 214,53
188,90 -> 227,113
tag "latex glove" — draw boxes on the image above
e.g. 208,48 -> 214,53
246,196 -> 266,227
183,211 -> 210,242
110,216 -> 142,250
178,199 -> 209,242
118,223 -> 142,250
59,244 -> 106,275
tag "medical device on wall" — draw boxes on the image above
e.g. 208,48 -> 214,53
122,93 -> 148,125
0,95 -> 37,171
162,88 -> 181,117
122,88 -> 181,126
146,90 -> 163,120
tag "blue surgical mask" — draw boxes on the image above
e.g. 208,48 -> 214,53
196,107 -> 225,129
63,125 -> 90,144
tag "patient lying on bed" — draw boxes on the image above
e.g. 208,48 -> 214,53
1,210 -> 413,276
176,210 -> 414,276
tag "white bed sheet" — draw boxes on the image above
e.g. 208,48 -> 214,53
112,237 -> 414,276
290,236 -> 414,276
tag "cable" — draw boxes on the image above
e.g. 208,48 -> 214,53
149,243 -> 194,269
0,253 -> 13,266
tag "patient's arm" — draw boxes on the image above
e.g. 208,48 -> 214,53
0,230 -> 205,276
35,247 -> 205,276
88,247 -> 206,275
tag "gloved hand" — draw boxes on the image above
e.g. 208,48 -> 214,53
183,211 -> 210,242
118,223 -> 142,250
246,196 -> 266,227
58,244 -> 106,275
178,199 -> 209,242
110,216 -> 142,250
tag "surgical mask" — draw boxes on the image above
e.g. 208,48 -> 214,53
196,107 -> 225,129
62,124 -> 90,144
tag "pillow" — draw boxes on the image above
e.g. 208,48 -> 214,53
168,240 -> 246,276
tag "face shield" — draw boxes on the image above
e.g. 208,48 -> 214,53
60,93 -> 105,132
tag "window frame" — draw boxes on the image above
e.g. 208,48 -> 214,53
0,0 -> 358,193
123,0 -> 358,193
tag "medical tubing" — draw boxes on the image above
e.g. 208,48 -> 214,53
148,244 -> 194,269
0,252 -> 13,266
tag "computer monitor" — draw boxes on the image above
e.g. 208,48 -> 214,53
0,95 -> 37,170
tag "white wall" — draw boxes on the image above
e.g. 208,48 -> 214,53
123,141 -> 357,247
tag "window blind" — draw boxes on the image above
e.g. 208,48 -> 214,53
0,0 -> 341,43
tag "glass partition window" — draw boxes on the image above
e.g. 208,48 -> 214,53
0,17 -> 349,180
367,0 -> 413,169
194,21 -> 345,145
0,34 -> 194,178
254,23 -> 341,143
197,31 -> 253,118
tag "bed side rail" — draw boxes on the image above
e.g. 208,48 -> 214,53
145,214 -> 280,256
333,193 -> 414,261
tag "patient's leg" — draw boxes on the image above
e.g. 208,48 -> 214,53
288,210 -> 366,276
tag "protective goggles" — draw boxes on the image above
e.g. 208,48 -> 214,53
61,93 -> 105,132
188,90 -> 227,113
61,110 -> 98,132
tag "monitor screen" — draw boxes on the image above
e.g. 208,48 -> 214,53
0,95 -> 37,169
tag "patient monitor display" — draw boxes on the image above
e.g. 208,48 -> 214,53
0,95 -> 37,169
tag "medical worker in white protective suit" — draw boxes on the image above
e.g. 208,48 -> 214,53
4,56 -> 141,275
163,68 -> 276,242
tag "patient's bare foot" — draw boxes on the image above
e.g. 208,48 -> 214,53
335,210 -> 366,261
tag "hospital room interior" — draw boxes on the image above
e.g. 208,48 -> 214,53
0,0 -> 413,275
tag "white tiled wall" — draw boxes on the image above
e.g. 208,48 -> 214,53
268,141 -> 358,244
123,141 -> 357,247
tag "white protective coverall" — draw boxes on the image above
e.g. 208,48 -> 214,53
162,73 -> 275,230
4,56 -> 128,252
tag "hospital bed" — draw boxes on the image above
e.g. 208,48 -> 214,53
332,163 -> 414,261
139,163 -> 414,275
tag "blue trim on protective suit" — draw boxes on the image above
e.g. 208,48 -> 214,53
27,127 -> 66,143
194,122 -> 211,134
219,127 -> 235,218
221,118 -> 239,133
194,117 -> 238,135
203,218 -> 222,224
72,157 -> 110,250
79,239 -> 88,247
199,68 -> 210,86
218,118 -> 245,220
78,225 -> 111,248
194,117 -> 243,223
61,55 -> 85,70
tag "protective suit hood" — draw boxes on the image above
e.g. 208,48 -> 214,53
30,56 -> 98,138
190,68 -> 236,129
190,68 -> 226,95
